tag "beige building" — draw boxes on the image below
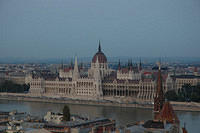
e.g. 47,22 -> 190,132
29,43 -> 171,102
5,72 -> 26,85
170,75 -> 200,91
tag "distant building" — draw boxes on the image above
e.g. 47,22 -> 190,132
29,42 -> 172,102
170,75 -> 200,91
123,66 -> 180,133
5,72 -> 26,85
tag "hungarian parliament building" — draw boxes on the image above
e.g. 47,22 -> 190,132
28,42 -> 200,102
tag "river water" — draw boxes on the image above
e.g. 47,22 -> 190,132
0,100 -> 199,133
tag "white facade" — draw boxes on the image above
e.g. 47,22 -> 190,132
28,43 -> 173,102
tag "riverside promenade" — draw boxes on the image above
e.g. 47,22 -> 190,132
0,93 -> 200,112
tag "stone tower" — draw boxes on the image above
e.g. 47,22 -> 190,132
94,56 -> 103,97
72,56 -> 80,81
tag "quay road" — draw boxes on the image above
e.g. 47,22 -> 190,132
0,93 -> 200,112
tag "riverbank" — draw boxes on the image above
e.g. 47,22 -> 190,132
0,93 -> 200,112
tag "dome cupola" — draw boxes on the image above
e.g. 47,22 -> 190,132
92,41 -> 107,63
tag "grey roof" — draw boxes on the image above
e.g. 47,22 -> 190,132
171,75 -> 200,79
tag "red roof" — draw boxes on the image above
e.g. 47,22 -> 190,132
92,43 -> 107,63
121,68 -> 129,73
160,102 -> 179,124
92,51 -> 107,63
63,68 -> 72,72
143,72 -> 152,75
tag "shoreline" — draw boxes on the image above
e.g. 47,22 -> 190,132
0,93 -> 200,112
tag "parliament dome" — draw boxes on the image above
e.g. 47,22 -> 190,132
92,41 -> 107,63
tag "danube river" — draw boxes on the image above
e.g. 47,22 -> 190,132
0,100 -> 199,133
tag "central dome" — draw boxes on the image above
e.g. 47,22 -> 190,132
92,41 -> 107,63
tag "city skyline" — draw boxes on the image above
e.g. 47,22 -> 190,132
1,0 -> 200,59
0,1 -> 199,133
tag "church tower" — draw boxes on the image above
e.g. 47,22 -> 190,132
154,62 -> 165,120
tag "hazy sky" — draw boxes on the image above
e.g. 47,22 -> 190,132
0,0 -> 200,59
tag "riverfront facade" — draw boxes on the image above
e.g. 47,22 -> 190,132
28,42 -> 200,102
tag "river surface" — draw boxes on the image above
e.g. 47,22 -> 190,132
0,100 -> 199,133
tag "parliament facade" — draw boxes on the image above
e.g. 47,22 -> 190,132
28,42 -> 173,102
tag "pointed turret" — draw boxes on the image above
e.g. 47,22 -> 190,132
138,58 -> 142,71
72,56 -> 80,80
156,62 -> 164,97
118,59 -> 121,71
98,40 -> 101,52
154,61 -> 165,120
61,60 -> 64,69
70,59 -> 73,69
129,60 -> 133,71
127,60 -> 130,69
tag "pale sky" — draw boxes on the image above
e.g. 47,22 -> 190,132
0,0 -> 200,59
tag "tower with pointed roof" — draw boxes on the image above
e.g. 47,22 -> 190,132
117,59 -> 141,80
138,58 -> 142,71
154,62 -> 165,120
89,41 -> 110,79
98,40 -> 101,52
118,59 -> 121,71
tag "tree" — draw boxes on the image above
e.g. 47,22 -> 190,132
63,105 -> 70,121
165,90 -> 178,101
0,80 -> 30,93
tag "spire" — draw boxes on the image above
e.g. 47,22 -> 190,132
139,58 -> 142,71
118,59 -> 121,71
127,60 -> 130,68
61,59 -> 64,69
80,62 -> 83,69
154,61 -> 165,120
72,56 -> 80,80
70,58 -> 73,69
158,62 -> 161,70
98,40 -> 101,52
128,59 -> 133,71
156,61 -> 164,98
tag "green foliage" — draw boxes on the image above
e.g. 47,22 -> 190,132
165,84 -> 200,102
63,105 -> 70,121
165,90 -> 178,101
0,80 -> 30,93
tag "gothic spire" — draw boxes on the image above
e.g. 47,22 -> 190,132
130,59 -> 133,71
61,59 -> 64,69
98,40 -> 101,52
156,62 -> 163,97
70,58 -> 73,69
154,61 -> 165,120
139,58 -> 142,71
118,59 -> 121,71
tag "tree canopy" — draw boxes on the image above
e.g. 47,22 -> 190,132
165,84 -> 200,102
0,80 -> 30,93
63,105 -> 70,121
